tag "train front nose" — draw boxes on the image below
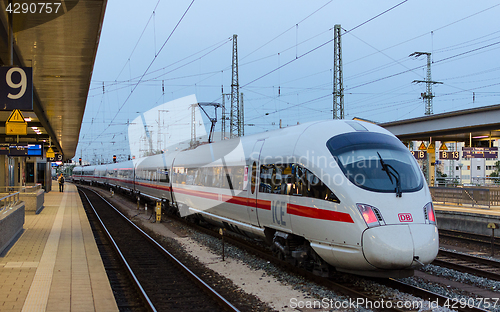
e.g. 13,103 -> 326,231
362,224 -> 439,269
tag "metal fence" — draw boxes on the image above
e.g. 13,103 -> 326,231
436,177 -> 500,187
472,177 -> 500,186
0,192 -> 21,213
430,186 -> 500,208
0,184 -> 42,194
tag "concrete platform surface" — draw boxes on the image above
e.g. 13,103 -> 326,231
0,181 -> 118,312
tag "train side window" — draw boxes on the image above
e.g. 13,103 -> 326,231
291,165 -> 306,196
272,166 -> 281,194
172,167 -> 185,184
259,165 -> 272,193
251,162 -> 257,194
280,164 -> 293,195
159,169 -> 169,183
186,168 -> 196,185
212,167 -> 221,188
222,166 -> 233,189
232,167 -> 244,190
204,167 -> 213,187
287,164 -> 340,203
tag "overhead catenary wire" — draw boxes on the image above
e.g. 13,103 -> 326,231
241,0 -> 409,89
87,0 -> 196,148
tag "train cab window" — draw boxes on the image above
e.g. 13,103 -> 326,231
327,132 -> 423,194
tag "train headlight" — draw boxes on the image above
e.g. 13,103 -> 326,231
423,202 -> 436,225
357,203 -> 384,228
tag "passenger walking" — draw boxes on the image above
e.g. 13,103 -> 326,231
58,174 -> 65,192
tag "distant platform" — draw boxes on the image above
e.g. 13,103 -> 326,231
435,203 -> 500,237
0,181 -> 118,312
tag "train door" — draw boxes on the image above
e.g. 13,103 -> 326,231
247,140 -> 264,226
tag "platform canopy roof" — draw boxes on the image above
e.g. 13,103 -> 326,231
0,0 -> 107,160
379,104 -> 500,143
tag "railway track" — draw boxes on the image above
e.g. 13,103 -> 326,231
83,191 -> 148,311
440,229 -> 500,249
433,249 -> 500,281
78,186 -> 239,312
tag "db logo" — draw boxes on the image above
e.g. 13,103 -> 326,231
398,213 -> 413,222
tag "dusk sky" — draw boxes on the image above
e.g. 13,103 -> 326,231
75,0 -> 500,163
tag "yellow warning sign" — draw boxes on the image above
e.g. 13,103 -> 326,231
439,143 -> 448,151
7,109 -> 25,122
5,109 -> 27,135
46,147 -> 55,159
427,143 -> 435,151
418,142 -> 427,150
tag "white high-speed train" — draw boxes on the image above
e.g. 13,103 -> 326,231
73,120 -> 438,277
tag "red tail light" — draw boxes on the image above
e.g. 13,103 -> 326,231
424,202 -> 436,225
357,204 -> 381,227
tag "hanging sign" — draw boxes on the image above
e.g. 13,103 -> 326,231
46,147 -> 55,159
5,109 -> 27,135
0,67 -> 33,110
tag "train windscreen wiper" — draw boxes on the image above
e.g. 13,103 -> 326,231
377,152 -> 402,197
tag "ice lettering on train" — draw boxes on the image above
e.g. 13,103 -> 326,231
272,200 -> 287,226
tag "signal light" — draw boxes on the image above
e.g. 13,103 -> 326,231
113,155 -> 117,163
79,158 -> 82,165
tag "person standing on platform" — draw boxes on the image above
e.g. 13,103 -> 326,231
58,173 -> 65,192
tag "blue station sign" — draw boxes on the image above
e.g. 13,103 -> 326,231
0,144 -> 42,156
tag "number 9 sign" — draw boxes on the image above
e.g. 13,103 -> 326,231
0,67 -> 33,110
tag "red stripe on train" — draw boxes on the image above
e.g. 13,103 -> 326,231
77,178 -> 352,223
287,203 -> 354,223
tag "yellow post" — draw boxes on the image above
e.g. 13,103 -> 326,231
156,201 -> 162,223
428,142 -> 436,187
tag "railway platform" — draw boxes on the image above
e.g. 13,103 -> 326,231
0,181 -> 118,312
435,202 -> 500,237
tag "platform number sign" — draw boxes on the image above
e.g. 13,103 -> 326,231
411,151 -> 427,159
439,151 -> 459,160
0,67 -> 33,110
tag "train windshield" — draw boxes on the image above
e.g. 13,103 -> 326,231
326,132 -> 423,193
